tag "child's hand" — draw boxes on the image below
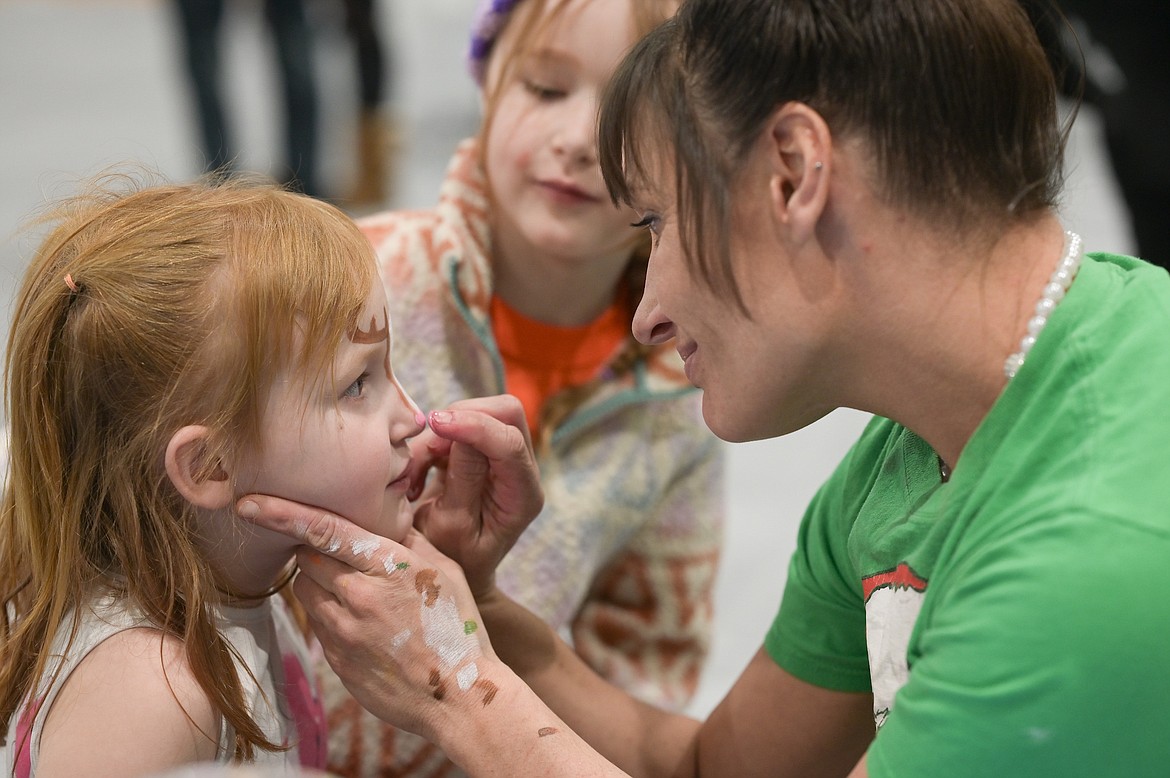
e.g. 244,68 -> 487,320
407,394 -> 545,600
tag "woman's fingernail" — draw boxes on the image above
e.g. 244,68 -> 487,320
430,410 -> 452,425
237,500 -> 259,518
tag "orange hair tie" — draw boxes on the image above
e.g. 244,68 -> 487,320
64,273 -> 80,293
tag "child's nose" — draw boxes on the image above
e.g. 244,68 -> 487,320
390,379 -> 426,442
551,93 -> 598,165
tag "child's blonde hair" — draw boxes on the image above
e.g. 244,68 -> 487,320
0,175 -> 375,758
476,0 -> 677,450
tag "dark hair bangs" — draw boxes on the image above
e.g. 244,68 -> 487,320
600,18 -> 744,309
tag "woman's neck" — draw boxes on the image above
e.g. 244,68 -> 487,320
839,212 -> 1068,470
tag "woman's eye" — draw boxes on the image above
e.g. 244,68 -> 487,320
630,214 -> 661,235
343,373 -> 369,400
523,79 -> 564,100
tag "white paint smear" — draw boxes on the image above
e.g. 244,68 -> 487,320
456,662 -> 479,691
351,537 -> 379,559
391,628 -> 412,651
382,552 -> 399,575
421,595 -> 475,671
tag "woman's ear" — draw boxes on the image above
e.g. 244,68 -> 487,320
766,102 -> 832,245
165,425 -> 232,510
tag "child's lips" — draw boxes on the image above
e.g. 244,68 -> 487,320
539,179 -> 599,203
386,467 -> 411,491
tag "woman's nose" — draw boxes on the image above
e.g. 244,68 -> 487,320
632,282 -> 675,346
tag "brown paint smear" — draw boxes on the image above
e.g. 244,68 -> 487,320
538,727 -> 559,737
428,668 -> 447,701
473,678 -> 498,707
414,569 -> 440,607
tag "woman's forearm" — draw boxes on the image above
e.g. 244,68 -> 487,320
476,587 -> 703,778
434,659 -> 631,777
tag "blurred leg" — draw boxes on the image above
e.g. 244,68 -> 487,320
173,0 -> 233,173
265,0 -> 322,198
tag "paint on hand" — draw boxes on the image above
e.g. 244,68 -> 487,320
325,537 -> 342,555
351,537 -> 379,559
538,727 -> 559,738
421,594 -> 475,670
428,667 -> 447,701
414,568 -> 441,607
456,662 -> 479,691
473,678 -> 498,707
391,629 -> 412,650
463,620 -> 478,635
382,552 -> 399,575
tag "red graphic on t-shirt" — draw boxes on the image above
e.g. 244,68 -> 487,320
863,561 -> 928,602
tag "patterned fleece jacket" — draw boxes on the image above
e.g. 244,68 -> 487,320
318,139 -> 725,777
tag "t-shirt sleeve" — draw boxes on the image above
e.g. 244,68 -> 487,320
763,418 -> 896,693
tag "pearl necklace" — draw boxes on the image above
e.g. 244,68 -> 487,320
1003,231 -> 1082,380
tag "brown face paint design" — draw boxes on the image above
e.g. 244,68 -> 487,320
349,304 -> 416,412
414,568 -> 441,607
349,306 -> 393,381
538,727 -> 559,737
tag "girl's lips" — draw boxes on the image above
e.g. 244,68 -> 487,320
386,468 -> 411,491
538,179 -> 599,203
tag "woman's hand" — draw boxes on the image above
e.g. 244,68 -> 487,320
237,499 -> 501,739
406,395 -> 544,599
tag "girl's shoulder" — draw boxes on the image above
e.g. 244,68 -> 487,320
27,606 -> 220,774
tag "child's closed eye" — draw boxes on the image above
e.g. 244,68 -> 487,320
523,79 -> 566,101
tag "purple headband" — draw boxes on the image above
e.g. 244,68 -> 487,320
467,0 -> 527,85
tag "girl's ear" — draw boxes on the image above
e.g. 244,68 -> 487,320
766,102 -> 832,245
165,425 -> 232,510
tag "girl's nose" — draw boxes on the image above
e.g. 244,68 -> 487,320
551,93 -> 598,166
390,378 -> 426,442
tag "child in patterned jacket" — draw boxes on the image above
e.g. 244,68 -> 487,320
0,176 -> 425,777
318,0 -> 726,774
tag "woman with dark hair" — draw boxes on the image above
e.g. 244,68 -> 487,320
237,0 -> 1170,775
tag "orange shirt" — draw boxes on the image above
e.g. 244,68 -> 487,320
490,294 -> 630,440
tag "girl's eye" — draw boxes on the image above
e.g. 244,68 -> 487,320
342,373 -> 369,400
523,79 -> 565,100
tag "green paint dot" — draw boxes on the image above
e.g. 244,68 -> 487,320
396,561 -> 409,570
463,620 -> 478,635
